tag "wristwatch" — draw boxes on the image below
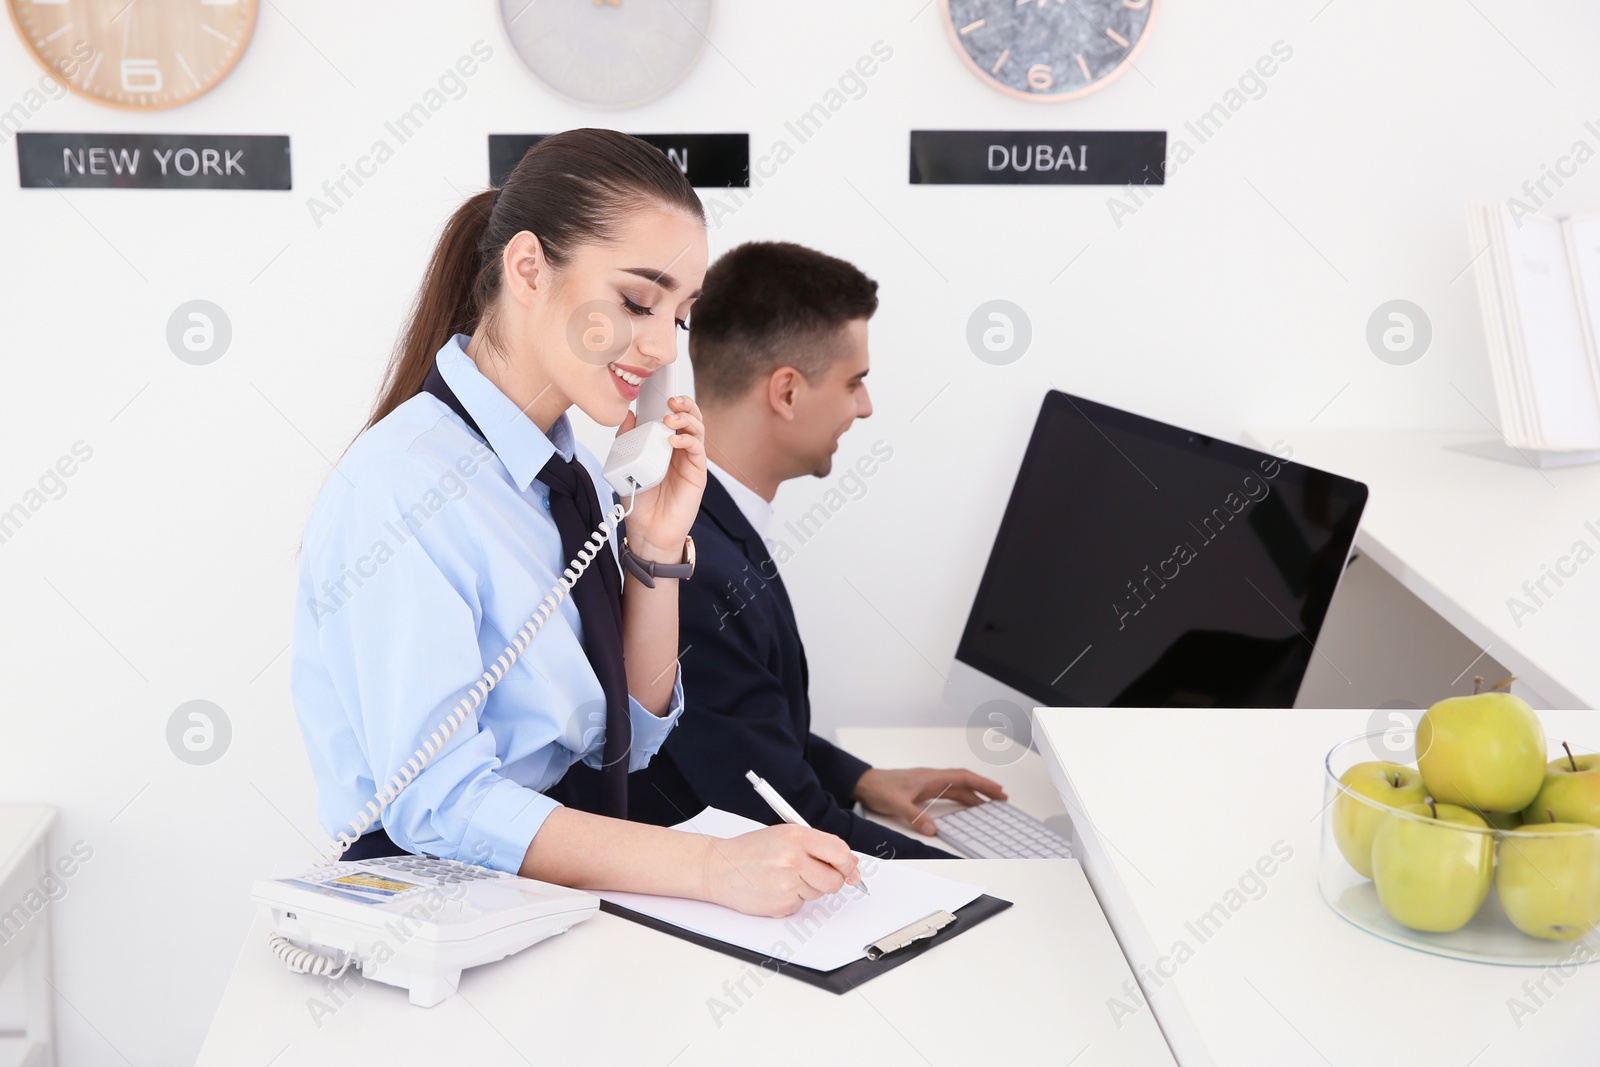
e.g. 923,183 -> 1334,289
620,536 -> 695,588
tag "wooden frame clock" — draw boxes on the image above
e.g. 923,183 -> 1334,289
6,0 -> 258,111
941,0 -> 1157,102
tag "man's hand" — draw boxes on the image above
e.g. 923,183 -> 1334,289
853,767 -> 1008,836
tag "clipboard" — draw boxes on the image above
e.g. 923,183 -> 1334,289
599,892 -> 1013,994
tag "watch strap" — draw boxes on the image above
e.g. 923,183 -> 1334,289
621,537 -> 694,588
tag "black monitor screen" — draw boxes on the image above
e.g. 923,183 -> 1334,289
955,391 -> 1369,708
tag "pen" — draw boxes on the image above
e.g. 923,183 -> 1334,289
745,769 -> 869,895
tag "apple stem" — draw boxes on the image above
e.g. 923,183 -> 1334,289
1548,808 -> 1557,824
1564,741 -> 1578,774
1473,675 -> 1483,695
1427,797 -> 1438,820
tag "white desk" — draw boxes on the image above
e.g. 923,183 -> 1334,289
838,727 -> 1203,1059
1244,427 -> 1600,710
0,806 -> 56,1067
201,858 -> 1175,1065
1036,707 -> 1600,1067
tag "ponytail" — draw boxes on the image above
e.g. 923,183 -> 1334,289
357,128 -> 703,438
363,190 -> 496,432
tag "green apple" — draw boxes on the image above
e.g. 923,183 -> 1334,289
1519,744 -> 1600,829
1480,809 -> 1523,831
1334,762 -> 1428,878
1371,800 -> 1494,932
1496,822 -> 1600,940
1416,691 -> 1546,814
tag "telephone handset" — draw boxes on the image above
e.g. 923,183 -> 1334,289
256,364 -> 683,1006
602,362 -> 676,497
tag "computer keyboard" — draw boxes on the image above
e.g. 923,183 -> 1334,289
934,801 -> 1073,859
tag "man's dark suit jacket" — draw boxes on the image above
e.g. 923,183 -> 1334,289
627,473 -> 951,860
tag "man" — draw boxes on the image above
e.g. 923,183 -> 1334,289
628,241 -> 1006,860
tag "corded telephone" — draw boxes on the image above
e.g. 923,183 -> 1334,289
603,361 -> 677,497
253,363 -> 680,1007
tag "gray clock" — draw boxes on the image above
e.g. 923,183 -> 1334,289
941,0 -> 1156,102
498,0 -> 716,109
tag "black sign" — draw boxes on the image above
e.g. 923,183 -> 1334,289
17,132 -> 291,190
909,130 -> 1166,186
489,133 -> 749,189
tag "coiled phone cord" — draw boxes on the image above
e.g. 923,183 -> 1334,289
269,932 -> 352,979
270,497 -> 631,977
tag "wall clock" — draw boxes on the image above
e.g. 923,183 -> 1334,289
6,0 -> 257,111
941,0 -> 1156,102
498,0 -> 715,110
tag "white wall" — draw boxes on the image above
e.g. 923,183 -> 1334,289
2,1 -> 1598,1061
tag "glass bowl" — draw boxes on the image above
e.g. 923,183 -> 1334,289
1319,730 -> 1600,966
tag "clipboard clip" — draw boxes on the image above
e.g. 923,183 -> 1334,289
864,909 -> 957,961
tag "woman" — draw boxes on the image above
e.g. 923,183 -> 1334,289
290,129 -> 859,917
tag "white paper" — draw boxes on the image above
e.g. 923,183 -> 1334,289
1465,204 -> 1516,441
1490,206 -> 1546,442
596,807 -> 985,971
1471,203 -> 1535,445
1560,213 -> 1600,433
1503,212 -> 1600,446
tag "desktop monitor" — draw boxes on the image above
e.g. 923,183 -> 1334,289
952,390 -> 1369,721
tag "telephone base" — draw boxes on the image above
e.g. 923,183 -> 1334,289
255,856 -> 600,1008
361,958 -> 461,1008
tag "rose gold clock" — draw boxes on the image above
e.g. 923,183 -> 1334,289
942,0 -> 1157,103
6,0 -> 258,111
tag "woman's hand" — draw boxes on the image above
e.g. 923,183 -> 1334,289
619,394 -> 705,560
615,393 -> 702,715
699,824 -> 863,917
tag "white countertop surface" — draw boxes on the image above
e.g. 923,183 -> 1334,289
1245,427 -> 1600,710
1036,706 -> 1600,1067
202,853 -> 1174,1066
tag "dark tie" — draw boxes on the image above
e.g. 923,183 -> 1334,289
419,364 -> 631,819
536,452 -> 632,819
